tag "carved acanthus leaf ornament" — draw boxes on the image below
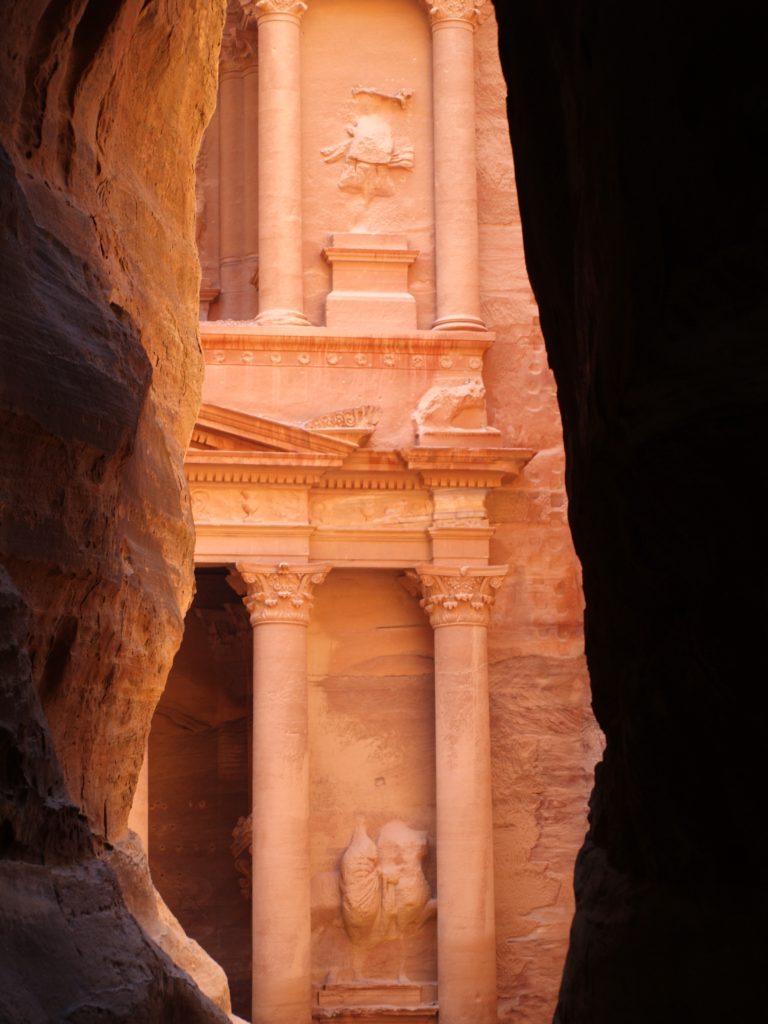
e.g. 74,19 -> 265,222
407,565 -> 507,627
240,0 -> 308,19
237,562 -> 330,625
423,0 -> 489,27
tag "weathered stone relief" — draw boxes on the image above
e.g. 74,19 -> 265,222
234,817 -> 436,955
231,814 -> 252,902
322,88 -> 415,199
221,0 -> 258,69
306,405 -> 382,445
190,486 -> 306,524
193,605 -> 250,647
413,378 -> 488,433
310,492 -> 432,528
340,821 -> 436,948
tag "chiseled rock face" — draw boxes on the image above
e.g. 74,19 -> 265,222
0,1 -> 227,1020
496,2 -> 768,1022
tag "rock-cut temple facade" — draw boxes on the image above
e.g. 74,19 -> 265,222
131,2 -> 601,1022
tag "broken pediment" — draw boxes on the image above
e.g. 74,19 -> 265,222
304,405 -> 382,446
191,403 -> 360,456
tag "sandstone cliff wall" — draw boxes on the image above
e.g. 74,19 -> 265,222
0,2 -> 229,1020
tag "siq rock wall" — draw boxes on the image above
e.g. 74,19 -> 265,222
0,1 -> 229,1021
495,1 -> 768,1022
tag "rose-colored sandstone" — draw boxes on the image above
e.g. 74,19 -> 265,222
149,3 -> 600,1023
0,0 -> 231,1020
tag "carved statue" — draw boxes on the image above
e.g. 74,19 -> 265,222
413,378 -> 488,432
322,88 -> 415,199
339,820 -> 436,951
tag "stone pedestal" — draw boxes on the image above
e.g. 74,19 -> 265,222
322,234 -> 419,331
425,0 -> 487,331
409,565 -> 507,1024
238,561 -> 330,1024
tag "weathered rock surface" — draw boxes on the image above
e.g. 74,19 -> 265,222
495,1 -> 768,1020
1,0 -> 227,1019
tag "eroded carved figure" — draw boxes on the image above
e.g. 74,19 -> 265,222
231,813 -> 252,901
322,88 -> 415,198
413,378 -> 488,431
340,820 -> 436,948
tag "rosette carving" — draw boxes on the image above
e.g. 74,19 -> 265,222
237,562 -> 330,625
406,564 -> 507,627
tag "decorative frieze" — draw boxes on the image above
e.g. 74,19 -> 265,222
237,562 -> 331,625
406,564 -> 507,627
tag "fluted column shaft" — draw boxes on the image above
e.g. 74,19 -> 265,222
425,0 -> 487,330
254,0 -> 310,325
410,563 -> 507,1024
238,561 -> 330,1024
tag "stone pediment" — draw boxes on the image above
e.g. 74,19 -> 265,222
190,403 -> 359,456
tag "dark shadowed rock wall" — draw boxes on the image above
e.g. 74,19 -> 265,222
494,1 -> 768,1021
0,1 -> 228,1020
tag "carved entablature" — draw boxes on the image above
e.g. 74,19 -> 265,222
406,564 -> 508,627
423,0 -> 489,27
236,562 -> 330,625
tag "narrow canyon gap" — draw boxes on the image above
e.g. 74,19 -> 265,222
495,2 -> 768,1022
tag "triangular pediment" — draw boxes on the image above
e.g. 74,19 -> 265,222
190,404 -> 358,455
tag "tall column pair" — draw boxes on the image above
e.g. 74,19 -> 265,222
243,0 -> 489,329
238,561 -> 505,1024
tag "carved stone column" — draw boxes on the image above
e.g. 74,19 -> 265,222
245,0 -> 310,325
408,564 -> 507,1024
424,0 -> 487,330
237,561 -> 330,1024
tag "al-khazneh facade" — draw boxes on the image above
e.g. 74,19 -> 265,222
134,2 -> 600,1022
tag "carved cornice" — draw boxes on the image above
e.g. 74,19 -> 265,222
237,562 -> 330,625
423,0 -> 489,27
406,564 -> 507,627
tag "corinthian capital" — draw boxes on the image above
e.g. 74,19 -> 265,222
423,0 -> 489,27
246,0 -> 308,19
236,562 -> 330,626
406,564 -> 507,628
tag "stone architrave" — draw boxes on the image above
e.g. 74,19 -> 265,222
407,563 -> 507,1024
242,0 -> 311,325
236,561 -> 330,1024
423,0 -> 488,330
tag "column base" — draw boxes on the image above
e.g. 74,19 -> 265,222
431,314 -> 487,331
254,308 -> 312,326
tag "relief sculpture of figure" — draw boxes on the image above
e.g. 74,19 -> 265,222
322,87 -> 415,199
339,822 -> 382,944
338,819 -> 436,980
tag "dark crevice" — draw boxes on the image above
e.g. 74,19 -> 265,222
19,0 -> 85,152
39,616 -> 79,705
